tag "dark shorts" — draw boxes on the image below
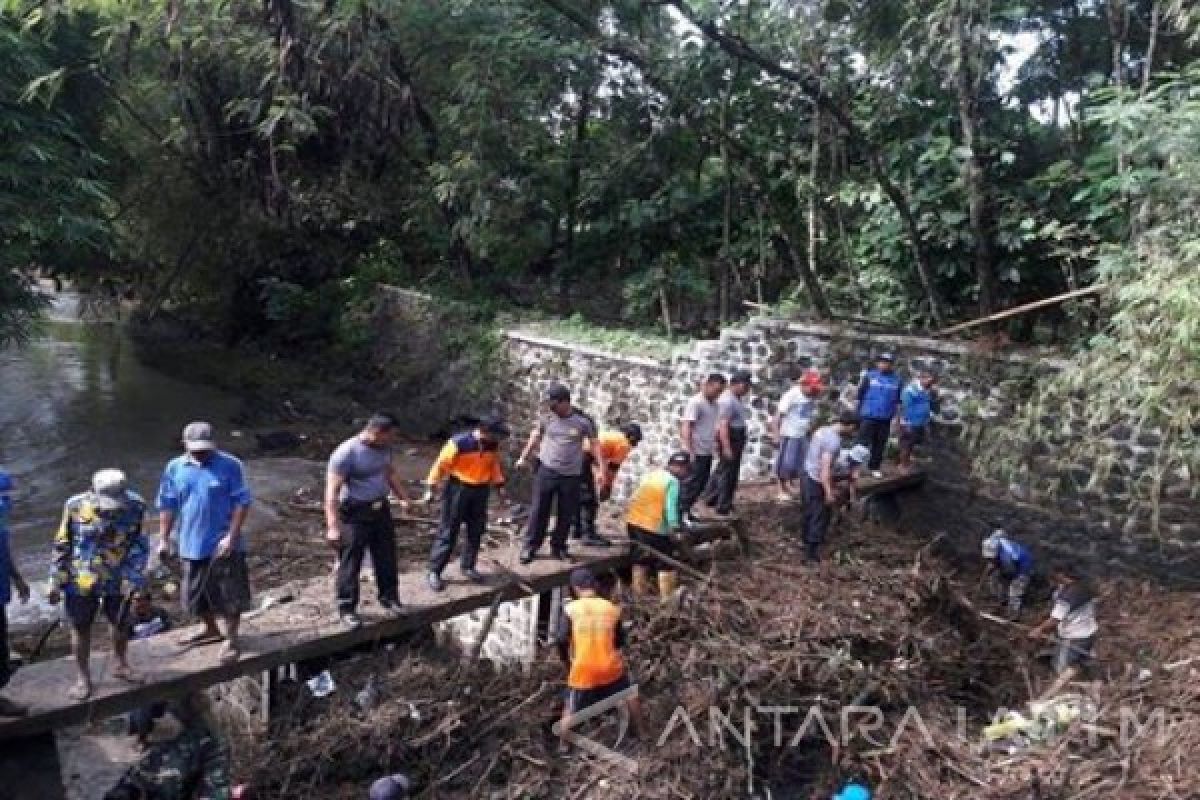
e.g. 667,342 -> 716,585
899,425 -> 927,450
627,525 -> 675,568
564,673 -> 634,715
64,592 -> 133,634
1054,635 -> 1096,673
775,436 -> 807,480
182,553 -> 252,618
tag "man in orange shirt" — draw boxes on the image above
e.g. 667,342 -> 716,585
625,451 -> 691,598
556,568 -> 643,742
575,423 -> 643,548
423,415 -> 510,592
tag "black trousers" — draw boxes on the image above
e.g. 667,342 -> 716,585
681,454 -> 714,515
803,477 -> 831,561
707,429 -> 747,514
335,503 -> 399,613
429,479 -> 490,574
0,606 -> 10,690
524,466 -> 581,553
859,418 -> 891,470
574,457 -> 599,539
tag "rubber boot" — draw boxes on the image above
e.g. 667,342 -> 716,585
657,570 -> 678,602
631,566 -> 650,596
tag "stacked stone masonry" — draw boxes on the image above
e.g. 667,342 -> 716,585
498,319 -> 1198,581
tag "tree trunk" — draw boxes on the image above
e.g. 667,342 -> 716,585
771,232 -> 830,318
717,61 -> 740,325
558,77 -> 594,314
1107,0 -> 1130,177
807,100 -> 823,310
954,1 -> 999,316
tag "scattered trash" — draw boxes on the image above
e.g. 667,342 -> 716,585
306,670 -> 336,698
356,675 -> 381,711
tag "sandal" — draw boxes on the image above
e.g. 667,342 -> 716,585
218,641 -> 241,664
68,682 -> 92,701
178,629 -> 224,649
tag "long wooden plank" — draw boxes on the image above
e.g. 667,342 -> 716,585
0,542 -> 629,741
737,467 -> 926,503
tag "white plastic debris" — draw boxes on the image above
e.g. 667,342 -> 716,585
306,670 -> 336,698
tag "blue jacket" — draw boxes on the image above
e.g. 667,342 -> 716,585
901,382 -> 939,428
857,369 -> 902,421
997,539 -> 1034,578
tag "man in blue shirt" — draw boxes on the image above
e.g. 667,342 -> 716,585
157,422 -> 253,664
898,370 -> 940,472
0,468 -> 31,717
982,529 -> 1034,618
855,353 -> 902,476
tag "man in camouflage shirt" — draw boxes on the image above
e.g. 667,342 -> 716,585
103,695 -> 232,800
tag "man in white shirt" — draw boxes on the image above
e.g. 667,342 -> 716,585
678,373 -> 726,526
1028,563 -> 1098,677
770,367 -> 824,499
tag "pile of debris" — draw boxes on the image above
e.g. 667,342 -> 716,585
234,507 -> 1199,799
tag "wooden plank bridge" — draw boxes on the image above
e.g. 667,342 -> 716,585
0,468 -> 921,743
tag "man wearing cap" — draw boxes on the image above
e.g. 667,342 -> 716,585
423,415 -> 510,592
325,412 -> 409,627
706,369 -> 753,517
771,367 -> 825,499
555,567 -> 643,742
0,468 -> 31,717
981,529 -> 1034,619
856,353 -> 903,476
516,384 -> 604,564
48,469 -> 148,700
157,422 -> 253,663
576,422 -> 643,548
625,451 -> 691,598
679,373 -> 726,527
802,411 -> 860,564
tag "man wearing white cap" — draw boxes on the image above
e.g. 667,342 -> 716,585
157,422 -> 254,664
47,469 -> 148,700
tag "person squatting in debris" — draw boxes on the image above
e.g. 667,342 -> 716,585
125,589 -> 173,747
624,451 -> 692,599
103,692 -> 240,800
575,422 -> 643,548
556,568 -> 644,744
324,413 -> 409,629
158,422 -> 254,663
1028,562 -> 1099,677
0,467 -> 31,718
771,367 -> 825,500
802,411 -> 861,564
679,373 -> 726,528
898,369 -> 939,472
981,529 -> 1034,619
517,384 -> 604,564
856,352 -> 902,476
705,369 -> 753,517
422,414 -> 510,592
47,469 -> 148,701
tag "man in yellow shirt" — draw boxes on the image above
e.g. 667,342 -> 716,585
625,451 -> 691,598
423,415 -> 510,592
556,568 -> 643,743
575,423 -> 643,548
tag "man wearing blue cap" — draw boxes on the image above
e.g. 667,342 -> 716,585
855,353 -> 902,476
0,468 -> 31,717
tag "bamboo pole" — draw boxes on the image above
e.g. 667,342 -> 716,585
933,283 -> 1108,337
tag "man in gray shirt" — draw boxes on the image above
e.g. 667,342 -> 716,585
516,384 -> 604,563
802,410 -> 860,564
706,369 -> 753,516
325,412 -> 410,628
679,373 -> 726,525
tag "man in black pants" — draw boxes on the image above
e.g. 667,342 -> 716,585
325,413 -> 410,629
679,374 -> 726,527
517,385 -> 603,564
855,353 -> 902,476
802,411 -> 860,564
423,415 -> 510,591
706,369 -> 753,517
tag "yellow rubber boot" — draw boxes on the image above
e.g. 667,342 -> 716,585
657,570 -> 678,602
631,566 -> 650,596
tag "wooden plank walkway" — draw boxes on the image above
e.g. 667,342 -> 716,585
0,541 -> 633,741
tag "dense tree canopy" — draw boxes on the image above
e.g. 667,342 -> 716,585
0,0 -> 1196,348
